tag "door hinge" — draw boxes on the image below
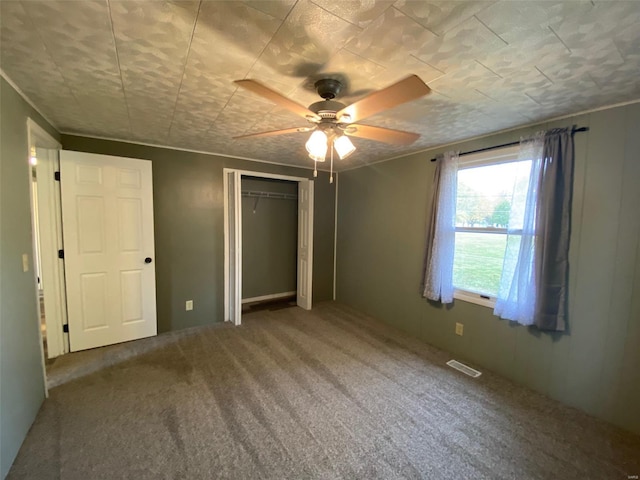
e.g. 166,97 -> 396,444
54,171 -> 61,181
58,249 -> 64,259
63,324 -> 69,333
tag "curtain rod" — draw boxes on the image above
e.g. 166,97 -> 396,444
429,126 -> 589,162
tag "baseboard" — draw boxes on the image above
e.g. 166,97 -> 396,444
241,291 -> 296,305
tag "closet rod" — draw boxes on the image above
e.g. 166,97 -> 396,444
429,126 -> 589,162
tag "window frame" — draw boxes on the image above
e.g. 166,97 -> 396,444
452,145 -> 521,308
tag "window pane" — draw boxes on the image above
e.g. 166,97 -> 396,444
453,232 -> 507,297
456,161 -> 531,228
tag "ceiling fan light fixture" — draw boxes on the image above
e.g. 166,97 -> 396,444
334,135 -> 356,159
305,130 -> 328,159
308,152 -> 326,162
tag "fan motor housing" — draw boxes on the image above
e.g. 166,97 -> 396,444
309,100 -> 346,120
314,78 -> 343,100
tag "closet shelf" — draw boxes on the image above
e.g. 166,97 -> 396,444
241,190 -> 297,201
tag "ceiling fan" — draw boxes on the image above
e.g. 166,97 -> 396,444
233,75 -> 431,178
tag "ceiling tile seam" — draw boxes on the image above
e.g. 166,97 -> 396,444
341,47 -> 388,70
166,0 -> 202,141
203,88 -> 250,138
433,0 -> 502,38
228,1 -> 305,138
547,25 -> 572,54
205,3 -> 305,139
57,131 -> 330,172
0,68 -> 59,130
19,0 -> 85,128
534,66 -> 555,85
428,89 -> 451,100
409,54 -> 446,76
587,73 -> 602,89
243,0 -> 295,22
339,45 -> 408,75
106,0 -> 133,135
611,39 -> 627,62
339,98 -> 640,173
243,0 -> 301,77
524,92 -> 543,106
474,89 -> 496,101
307,0 -> 376,29
308,0 -> 360,27
474,60 -> 503,79
390,5 -> 440,38
472,14 -> 509,46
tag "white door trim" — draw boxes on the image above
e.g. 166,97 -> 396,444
296,180 -> 313,310
33,148 -> 68,359
333,172 -> 338,300
223,170 -> 242,326
223,169 -> 314,325
27,118 -> 62,397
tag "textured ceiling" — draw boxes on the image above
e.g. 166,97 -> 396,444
1,0 -> 639,171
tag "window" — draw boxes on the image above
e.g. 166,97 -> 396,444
452,146 -> 531,307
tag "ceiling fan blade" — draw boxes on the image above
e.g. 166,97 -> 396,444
336,75 -> 431,123
235,79 -> 321,121
344,124 -> 420,145
233,126 -> 314,140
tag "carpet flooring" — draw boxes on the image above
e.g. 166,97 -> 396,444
8,302 -> 640,479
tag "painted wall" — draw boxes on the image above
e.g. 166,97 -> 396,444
336,103 -> 640,435
0,77 -> 60,478
241,177 -> 297,300
61,135 -> 336,333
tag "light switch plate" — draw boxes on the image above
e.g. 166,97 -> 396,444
455,323 -> 464,336
22,253 -> 29,272
186,300 -> 193,311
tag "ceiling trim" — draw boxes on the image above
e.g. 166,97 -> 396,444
0,68 -> 59,131
6,61 -> 638,176
58,131 -> 328,173
340,97 -> 640,173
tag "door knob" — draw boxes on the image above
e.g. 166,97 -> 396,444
144,257 -> 152,264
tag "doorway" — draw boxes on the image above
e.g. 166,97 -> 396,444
241,176 -> 298,311
27,132 -> 159,370
223,169 -> 314,326
27,119 -> 64,394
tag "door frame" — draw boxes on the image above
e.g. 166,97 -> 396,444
27,118 -> 63,395
223,169 -> 314,326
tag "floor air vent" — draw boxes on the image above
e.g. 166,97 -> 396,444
446,360 -> 482,378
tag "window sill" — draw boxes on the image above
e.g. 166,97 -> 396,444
453,289 -> 496,309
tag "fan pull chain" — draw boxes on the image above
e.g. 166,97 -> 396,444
313,161 -> 318,177
330,145 -> 334,184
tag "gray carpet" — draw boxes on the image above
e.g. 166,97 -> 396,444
8,302 -> 640,479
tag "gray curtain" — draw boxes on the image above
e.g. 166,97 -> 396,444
420,153 -> 443,296
421,151 -> 458,303
533,127 -> 575,331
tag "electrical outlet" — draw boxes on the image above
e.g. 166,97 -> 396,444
185,300 -> 193,311
455,323 -> 464,336
22,253 -> 29,272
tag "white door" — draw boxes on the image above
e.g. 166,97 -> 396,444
60,151 -> 157,352
224,170 -> 242,325
297,180 -> 313,310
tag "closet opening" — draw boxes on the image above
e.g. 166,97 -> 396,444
223,169 -> 313,326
